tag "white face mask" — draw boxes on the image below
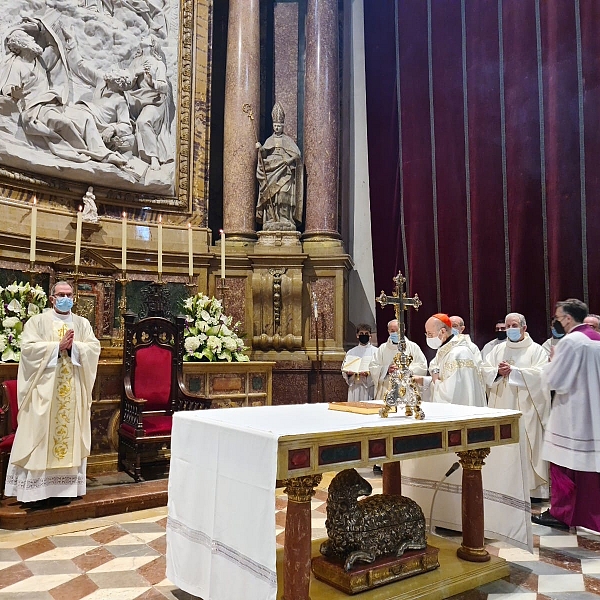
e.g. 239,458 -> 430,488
426,335 -> 442,350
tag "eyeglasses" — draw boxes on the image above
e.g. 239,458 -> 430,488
54,292 -> 73,298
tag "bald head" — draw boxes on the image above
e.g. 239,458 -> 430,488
450,315 -> 465,333
584,314 -> 600,332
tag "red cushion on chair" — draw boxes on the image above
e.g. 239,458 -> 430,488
133,346 -> 172,411
3,380 -> 18,433
141,415 -> 172,436
0,432 -> 15,452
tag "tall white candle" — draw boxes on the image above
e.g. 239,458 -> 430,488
219,229 -> 225,279
188,223 -> 193,277
29,197 -> 37,263
74,206 -> 82,266
157,215 -> 163,274
121,212 -> 127,272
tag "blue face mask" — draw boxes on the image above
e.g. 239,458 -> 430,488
451,328 -> 460,337
551,326 -> 565,339
506,328 -> 522,342
54,297 -> 74,312
389,332 -> 399,344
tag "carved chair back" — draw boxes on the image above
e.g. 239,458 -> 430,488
123,313 -> 185,414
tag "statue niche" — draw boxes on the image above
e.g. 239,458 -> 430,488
255,102 -> 303,232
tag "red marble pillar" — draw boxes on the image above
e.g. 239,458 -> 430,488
222,0 -> 260,241
382,461 -> 402,496
456,448 -> 491,562
282,475 -> 322,600
303,0 -> 340,241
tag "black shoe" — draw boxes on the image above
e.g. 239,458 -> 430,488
47,497 -> 73,507
532,509 -> 569,530
372,465 -> 382,475
530,497 -> 546,504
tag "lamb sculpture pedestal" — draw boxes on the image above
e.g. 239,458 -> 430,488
312,546 -> 440,595
311,469 -> 440,594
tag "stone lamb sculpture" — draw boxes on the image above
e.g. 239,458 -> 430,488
320,468 -> 427,571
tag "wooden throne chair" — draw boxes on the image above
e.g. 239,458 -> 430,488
118,313 -> 210,482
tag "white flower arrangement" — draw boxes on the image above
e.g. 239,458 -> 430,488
182,293 -> 249,362
0,281 -> 48,362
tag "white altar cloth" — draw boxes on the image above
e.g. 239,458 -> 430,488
166,402 -> 530,600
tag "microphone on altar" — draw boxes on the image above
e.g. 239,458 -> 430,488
428,461 -> 461,534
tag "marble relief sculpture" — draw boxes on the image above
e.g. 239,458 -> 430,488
0,0 -> 177,195
256,102 -> 304,231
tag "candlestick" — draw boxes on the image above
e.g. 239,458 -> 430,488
157,215 -> 163,274
29,196 -> 37,263
74,206 -> 82,266
121,212 -> 127,272
220,229 -> 225,280
188,223 -> 193,277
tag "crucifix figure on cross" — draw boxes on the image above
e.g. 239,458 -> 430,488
375,272 -> 425,419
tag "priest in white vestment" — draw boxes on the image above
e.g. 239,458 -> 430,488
341,323 -> 378,401
450,315 -> 482,362
4,281 -> 101,505
481,313 -> 551,499
402,314 -> 532,551
369,319 -> 427,401
481,320 -> 508,361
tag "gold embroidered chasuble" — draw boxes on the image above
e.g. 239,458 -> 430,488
11,309 -> 100,472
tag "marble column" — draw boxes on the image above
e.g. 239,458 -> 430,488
303,0 -> 340,242
456,448 -> 491,562
222,0 -> 260,242
281,475 -> 322,600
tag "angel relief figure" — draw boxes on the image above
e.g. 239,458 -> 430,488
0,18 -> 126,166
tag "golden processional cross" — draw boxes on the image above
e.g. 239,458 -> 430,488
375,272 -> 424,419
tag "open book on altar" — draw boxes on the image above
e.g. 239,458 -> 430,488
341,355 -> 373,374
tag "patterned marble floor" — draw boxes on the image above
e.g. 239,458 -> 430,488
1,469 -> 599,599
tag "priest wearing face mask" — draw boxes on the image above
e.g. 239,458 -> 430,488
481,313 -> 551,500
481,320 -> 507,361
4,281 -> 101,507
369,319 -> 427,401
542,320 -> 566,358
413,313 -> 486,406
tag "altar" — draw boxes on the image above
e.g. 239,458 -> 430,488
166,402 -> 529,600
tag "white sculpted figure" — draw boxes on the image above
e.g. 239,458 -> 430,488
81,186 -> 99,223
256,102 -> 303,231
63,26 -> 135,155
0,28 -> 126,166
126,36 -> 173,170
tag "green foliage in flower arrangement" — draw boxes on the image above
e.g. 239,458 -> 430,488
0,281 -> 48,362
182,293 -> 249,362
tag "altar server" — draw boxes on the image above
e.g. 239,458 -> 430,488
341,323 -> 378,401
4,281 -> 100,506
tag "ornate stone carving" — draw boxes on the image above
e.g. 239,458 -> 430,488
457,448 -> 491,471
0,0 -> 199,210
282,474 -> 322,503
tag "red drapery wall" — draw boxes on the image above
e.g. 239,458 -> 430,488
365,0 -> 600,349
